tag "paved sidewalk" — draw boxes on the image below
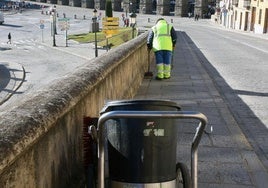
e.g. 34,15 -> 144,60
134,31 -> 268,187
0,61 -> 25,105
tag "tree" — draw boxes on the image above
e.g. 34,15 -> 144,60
105,0 -> 113,17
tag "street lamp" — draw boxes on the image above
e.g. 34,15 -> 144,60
129,12 -> 137,38
92,9 -> 98,57
129,2 -> 132,15
52,5 -> 56,47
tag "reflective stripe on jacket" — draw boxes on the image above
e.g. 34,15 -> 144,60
152,20 -> 173,51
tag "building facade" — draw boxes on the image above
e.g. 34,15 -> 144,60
36,0 -> 268,33
250,0 -> 268,33
36,0 -> 210,17
217,0 -> 268,33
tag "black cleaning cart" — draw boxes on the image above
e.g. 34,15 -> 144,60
93,99 -> 208,188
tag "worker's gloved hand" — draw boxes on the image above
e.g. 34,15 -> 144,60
147,44 -> 152,51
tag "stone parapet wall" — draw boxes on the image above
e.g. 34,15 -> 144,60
0,33 -> 149,188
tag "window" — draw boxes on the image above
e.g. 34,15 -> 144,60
259,9 -> 262,24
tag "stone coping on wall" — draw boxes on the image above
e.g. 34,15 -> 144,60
0,32 -> 148,175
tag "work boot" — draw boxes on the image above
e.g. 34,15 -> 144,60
156,64 -> 164,79
164,64 -> 171,79
155,76 -> 163,80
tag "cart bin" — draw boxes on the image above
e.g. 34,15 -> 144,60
100,100 -> 181,183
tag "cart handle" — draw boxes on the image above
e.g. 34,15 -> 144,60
97,110 -> 207,188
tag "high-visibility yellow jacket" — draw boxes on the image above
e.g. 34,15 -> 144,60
152,20 -> 173,51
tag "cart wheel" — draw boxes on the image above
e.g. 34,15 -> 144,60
176,162 -> 191,188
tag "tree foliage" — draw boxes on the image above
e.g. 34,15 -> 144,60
105,0 -> 113,17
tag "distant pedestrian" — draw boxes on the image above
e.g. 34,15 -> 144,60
98,12 -> 102,21
7,32 -> 11,44
124,18 -> 129,27
188,12 -> 191,18
195,14 -> 199,21
121,13 -> 125,26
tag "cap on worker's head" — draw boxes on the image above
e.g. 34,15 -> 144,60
156,17 -> 165,23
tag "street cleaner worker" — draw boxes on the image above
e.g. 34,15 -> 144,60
147,18 -> 177,80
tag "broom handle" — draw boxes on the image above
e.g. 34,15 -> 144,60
148,50 -> 150,72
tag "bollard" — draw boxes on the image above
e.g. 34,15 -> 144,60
171,18 -> 173,23
84,15 -> 86,20
148,18 -> 150,23
63,13 -> 66,18
74,14 -> 77,19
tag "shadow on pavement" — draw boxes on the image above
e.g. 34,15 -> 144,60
0,47 -> 12,51
0,64 -> 10,89
181,31 -> 268,170
0,62 -> 25,105
234,89 -> 268,97
0,23 -> 22,28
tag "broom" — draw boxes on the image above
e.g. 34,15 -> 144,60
144,50 -> 153,78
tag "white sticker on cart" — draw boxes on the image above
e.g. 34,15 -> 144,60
143,129 -> 164,136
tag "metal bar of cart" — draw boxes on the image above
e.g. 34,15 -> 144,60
97,110 -> 208,188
